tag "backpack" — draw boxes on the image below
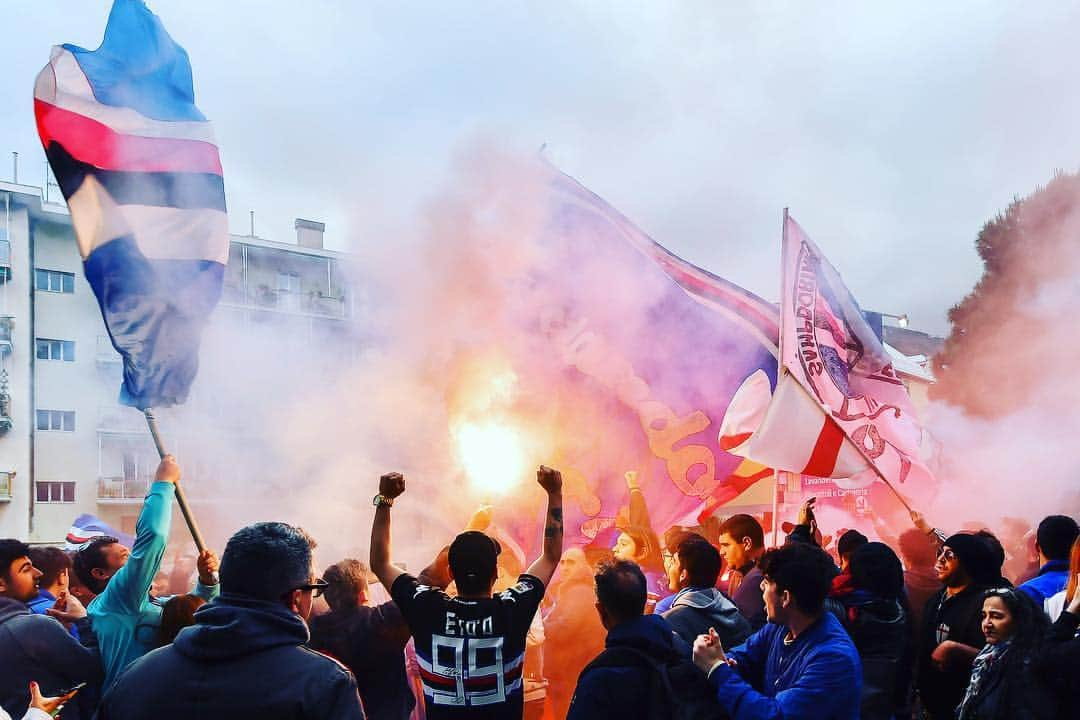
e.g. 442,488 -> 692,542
581,645 -> 728,720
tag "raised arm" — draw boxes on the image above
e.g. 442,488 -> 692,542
525,466 -> 564,586
370,472 -> 407,591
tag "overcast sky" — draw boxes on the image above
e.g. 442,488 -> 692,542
6,1 -> 1080,335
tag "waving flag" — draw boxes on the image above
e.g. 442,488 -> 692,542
65,513 -> 135,551
724,213 -> 933,492
34,0 -> 227,409
544,168 -> 781,537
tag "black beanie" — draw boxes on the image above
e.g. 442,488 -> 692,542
944,533 -> 994,582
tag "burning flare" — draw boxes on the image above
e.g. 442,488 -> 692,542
454,421 -> 527,496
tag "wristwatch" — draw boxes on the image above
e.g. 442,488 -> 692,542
373,494 -> 395,508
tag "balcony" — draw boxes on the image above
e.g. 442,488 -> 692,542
97,475 -> 152,503
0,315 -> 13,355
221,285 -> 347,320
0,471 -> 12,502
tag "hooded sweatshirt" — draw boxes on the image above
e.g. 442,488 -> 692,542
0,596 -> 102,720
567,614 -> 690,720
96,594 -> 364,720
662,586 -> 753,651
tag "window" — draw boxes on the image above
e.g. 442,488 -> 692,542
36,481 -> 75,503
34,269 -> 75,293
36,409 -> 75,431
277,272 -> 301,293
36,338 -> 75,362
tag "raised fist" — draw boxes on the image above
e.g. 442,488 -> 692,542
379,472 -> 406,499
155,455 -> 181,485
537,465 -> 562,494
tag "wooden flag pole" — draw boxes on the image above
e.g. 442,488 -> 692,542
143,409 -> 208,553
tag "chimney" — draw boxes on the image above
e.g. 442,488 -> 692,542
294,218 -> 325,249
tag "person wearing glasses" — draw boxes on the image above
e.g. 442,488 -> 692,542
955,587 -> 1057,719
96,522 -> 366,720
915,533 -> 998,720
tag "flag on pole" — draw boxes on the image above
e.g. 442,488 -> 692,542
34,0 -> 227,409
65,513 -> 135,550
723,214 -> 933,490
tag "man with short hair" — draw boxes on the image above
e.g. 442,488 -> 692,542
692,542 -> 862,719
26,547 -> 80,640
916,533 -> 994,720
544,548 -> 606,720
835,529 -> 868,573
0,539 -> 102,720
568,560 -> 711,720
309,558 -> 413,720
717,514 -> 767,629
97,521 -> 364,719
370,466 -> 563,719
661,533 -> 751,649
1018,514 -> 1079,605
73,456 -> 220,690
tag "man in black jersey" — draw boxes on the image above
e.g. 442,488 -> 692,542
370,466 -> 564,720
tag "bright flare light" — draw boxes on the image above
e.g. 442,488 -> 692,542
455,421 -> 526,496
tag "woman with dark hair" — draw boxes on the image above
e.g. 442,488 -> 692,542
956,587 -> 1057,719
156,594 -> 205,647
827,541 -> 911,720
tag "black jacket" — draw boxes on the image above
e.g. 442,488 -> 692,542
0,596 -> 102,720
567,614 -> 691,720
828,595 -> 910,720
957,646 -> 1058,720
1036,609 -> 1079,708
308,601 -> 413,720
97,594 -> 364,720
917,585 -> 987,720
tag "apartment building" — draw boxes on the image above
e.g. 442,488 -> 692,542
0,178 -> 357,542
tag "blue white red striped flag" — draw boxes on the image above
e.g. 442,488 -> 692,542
34,0 -> 227,409
65,513 -> 135,551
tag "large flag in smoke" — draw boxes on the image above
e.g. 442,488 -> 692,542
544,168 -> 781,536
34,0 -> 227,409
722,214 -> 932,490
65,513 -> 135,551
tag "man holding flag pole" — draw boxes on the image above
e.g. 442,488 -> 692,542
34,0 -> 228,688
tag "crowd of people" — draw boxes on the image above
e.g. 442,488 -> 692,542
1,455 -> 1078,720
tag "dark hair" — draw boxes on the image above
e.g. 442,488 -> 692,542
0,539 -> 31,581
718,514 -> 765,549
157,594 -> 206,647
981,587 -> 1049,664
663,526 -> 693,553
219,522 -> 316,601
836,530 -> 869,560
898,528 -> 937,567
594,560 -> 647,624
974,530 -> 1007,585
674,533 -> 722,588
28,547 -> 71,590
850,542 -> 904,599
759,543 -> 835,615
73,536 -> 120,594
1036,515 -> 1080,561
323,559 -> 369,611
448,531 -> 501,596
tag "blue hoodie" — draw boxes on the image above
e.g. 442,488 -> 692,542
1018,559 -> 1070,605
708,612 -> 862,720
97,594 -> 364,720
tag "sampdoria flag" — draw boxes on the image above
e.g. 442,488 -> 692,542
546,168 -> 781,533
722,214 -> 933,490
65,513 -> 135,551
34,0 -> 227,409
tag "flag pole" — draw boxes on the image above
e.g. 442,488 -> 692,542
771,470 -> 782,547
772,208 -> 790,547
143,409 -> 208,553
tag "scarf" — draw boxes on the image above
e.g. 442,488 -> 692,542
956,641 -> 1011,719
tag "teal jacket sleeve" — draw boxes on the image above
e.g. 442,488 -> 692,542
192,579 -> 220,603
709,646 -> 860,720
96,482 -> 175,616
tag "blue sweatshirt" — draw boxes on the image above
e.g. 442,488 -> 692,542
708,612 -> 862,720
88,482 -> 218,689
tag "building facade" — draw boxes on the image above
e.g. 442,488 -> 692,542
0,179 -> 357,542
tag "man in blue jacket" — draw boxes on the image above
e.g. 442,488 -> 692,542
692,542 -> 862,720
72,455 -> 219,689
1017,514 -> 1078,605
